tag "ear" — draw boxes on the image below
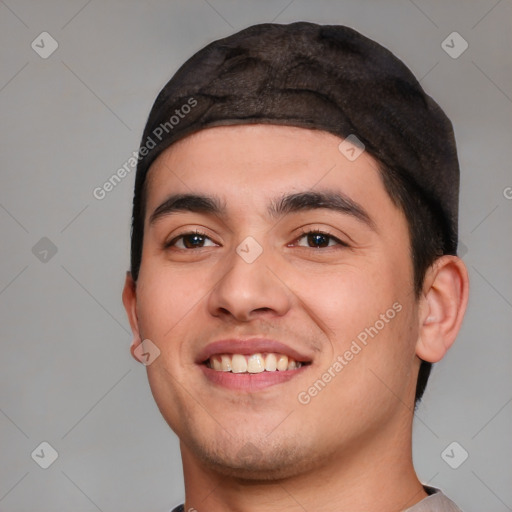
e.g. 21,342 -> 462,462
416,255 -> 469,363
122,271 -> 142,362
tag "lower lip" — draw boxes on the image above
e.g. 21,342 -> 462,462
199,364 -> 308,391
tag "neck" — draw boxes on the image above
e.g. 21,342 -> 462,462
180,415 -> 427,512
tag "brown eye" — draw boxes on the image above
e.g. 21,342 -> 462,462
294,230 -> 348,249
165,231 -> 217,250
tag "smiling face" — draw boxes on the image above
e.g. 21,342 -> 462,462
124,124 -> 423,480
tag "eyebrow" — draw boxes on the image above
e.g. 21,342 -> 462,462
149,190 -> 376,230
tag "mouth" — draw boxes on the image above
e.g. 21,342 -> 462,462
197,338 -> 312,391
204,352 -> 309,373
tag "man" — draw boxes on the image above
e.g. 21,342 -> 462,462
122,22 -> 469,511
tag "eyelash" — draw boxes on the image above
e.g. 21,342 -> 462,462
164,228 -> 349,250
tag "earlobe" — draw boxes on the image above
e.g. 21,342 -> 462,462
122,271 -> 143,361
416,255 -> 469,363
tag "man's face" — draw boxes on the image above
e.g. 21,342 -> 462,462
125,124 -> 422,479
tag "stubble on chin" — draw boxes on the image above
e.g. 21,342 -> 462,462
182,431 -> 324,481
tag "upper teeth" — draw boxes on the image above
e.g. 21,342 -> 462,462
207,353 -> 302,373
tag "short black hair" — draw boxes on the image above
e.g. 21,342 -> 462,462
377,162 -> 448,405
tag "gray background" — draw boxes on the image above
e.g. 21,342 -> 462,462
1,1 -> 511,511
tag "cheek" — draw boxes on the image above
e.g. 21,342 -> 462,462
296,258 -> 416,386
295,262 -> 399,339
135,267 -> 205,342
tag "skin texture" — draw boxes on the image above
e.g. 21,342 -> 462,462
123,124 -> 469,512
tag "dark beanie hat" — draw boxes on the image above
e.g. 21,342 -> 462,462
131,21 -> 459,276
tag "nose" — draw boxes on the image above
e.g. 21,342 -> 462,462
207,239 -> 292,322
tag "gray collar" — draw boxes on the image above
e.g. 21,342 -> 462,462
170,486 -> 462,512
404,486 -> 462,512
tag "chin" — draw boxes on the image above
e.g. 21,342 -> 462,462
184,434 -> 321,481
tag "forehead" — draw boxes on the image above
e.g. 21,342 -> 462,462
143,124 -> 388,215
